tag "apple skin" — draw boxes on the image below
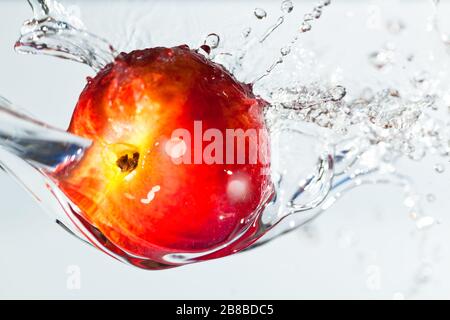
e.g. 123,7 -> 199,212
54,45 -> 273,266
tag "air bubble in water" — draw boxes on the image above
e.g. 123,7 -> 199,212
281,0 -> 294,14
254,8 -> 267,19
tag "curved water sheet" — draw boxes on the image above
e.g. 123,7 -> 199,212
16,0 -> 116,71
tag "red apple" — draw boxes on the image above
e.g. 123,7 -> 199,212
54,45 -> 272,268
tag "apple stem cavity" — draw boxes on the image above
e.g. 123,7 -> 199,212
116,152 -> 140,173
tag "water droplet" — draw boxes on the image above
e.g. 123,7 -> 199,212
242,27 -> 252,38
360,87 -> 374,101
337,228 -> 357,249
16,0 -> 116,72
434,163 -> 445,173
386,19 -> 405,34
415,264 -> 433,283
403,196 -> 416,208
408,147 -> 426,161
141,185 -> 161,205
393,292 -> 405,300
304,13 -> 314,21
426,193 -> 436,202
254,8 -> 267,19
165,137 -> 187,159
198,45 -> 211,56
280,46 -> 291,56
368,49 -> 395,69
281,0 -> 294,14
204,33 -> 220,49
259,16 -> 285,43
313,8 -> 322,19
411,71 -> 430,89
416,216 -> 435,229
299,22 -> 312,33
227,177 -> 249,202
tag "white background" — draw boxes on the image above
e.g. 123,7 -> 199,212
1,0 -> 450,299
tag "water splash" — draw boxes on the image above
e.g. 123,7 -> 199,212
16,0 -> 117,71
254,0 -> 332,83
6,0 -> 450,284
0,96 -> 90,171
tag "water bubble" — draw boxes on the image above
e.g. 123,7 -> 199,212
281,0 -> 294,14
204,33 -> 220,49
434,163 -> 445,173
254,8 -> 267,19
